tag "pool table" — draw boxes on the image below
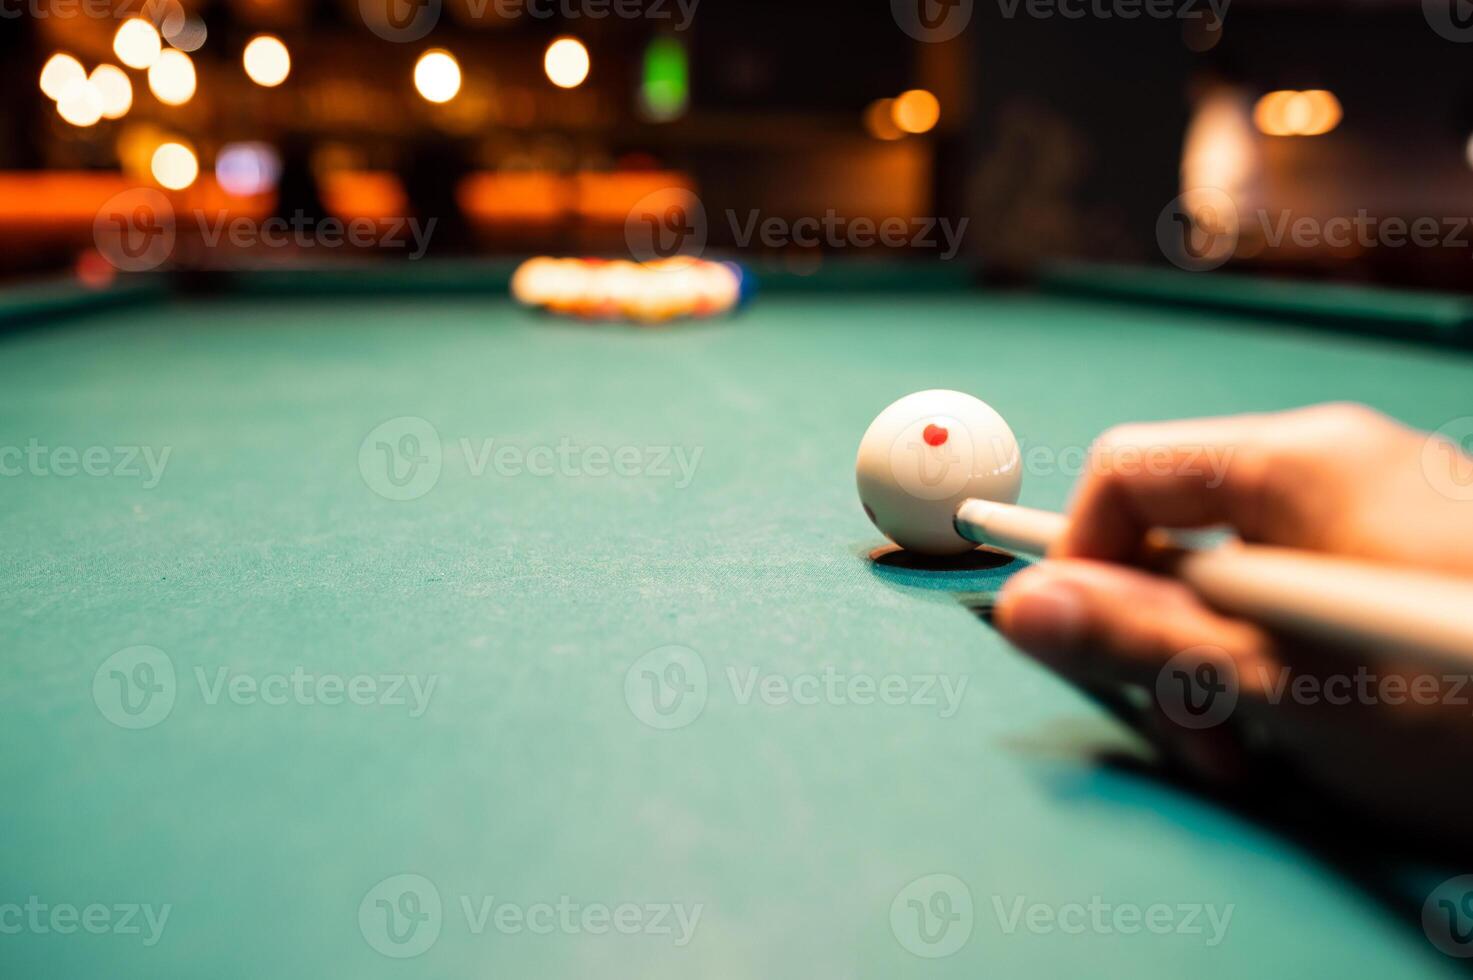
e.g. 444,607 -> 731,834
3,262 -> 1472,979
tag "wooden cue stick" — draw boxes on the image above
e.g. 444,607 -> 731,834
954,499 -> 1473,666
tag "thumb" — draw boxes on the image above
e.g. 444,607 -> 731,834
995,560 -> 1278,688
995,560 -> 1283,783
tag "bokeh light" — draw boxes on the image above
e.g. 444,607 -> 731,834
148,49 -> 197,106
243,35 -> 291,88
414,50 -> 462,104
1181,87 -> 1256,204
117,122 -> 168,180
89,65 -> 133,120
1253,91 -> 1295,136
163,14 -> 207,52
113,19 -> 162,71
639,37 -> 687,121
75,249 -> 118,290
1281,93 -> 1315,134
892,89 -> 940,134
149,0 -> 187,39
1298,90 -> 1342,136
40,54 -> 85,101
56,79 -> 104,128
1254,90 -> 1341,137
864,98 -> 903,141
151,142 -> 199,190
544,38 -> 591,89
216,142 -> 283,196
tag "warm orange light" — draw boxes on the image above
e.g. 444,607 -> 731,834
151,142 -> 199,190
544,37 -> 590,89
57,79 -> 104,127
414,49 -> 461,104
117,123 -> 168,180
90,65 -> 133,120
0,173 -> 138,229
148,49 -> 196,106
1298,90 -> 1342,136
1282,93 -> 1316,135
40,53 -> 85,101
1254,89 -> 1341,137
892,89 -> 940,134
864,98 -> 903,141
164,14 -> 208,52
243,35 -> 291,87
1181,87 -> 1257,204
114,19 -> 162,70
1252,90 -> 1297,137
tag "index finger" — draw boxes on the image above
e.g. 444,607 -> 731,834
1054,406 -> 1395,562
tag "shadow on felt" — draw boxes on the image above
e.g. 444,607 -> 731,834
960,597 -> 1473,973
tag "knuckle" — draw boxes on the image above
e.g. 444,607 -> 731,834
1247,410 -> 1373,534
1270,403 -> 1403,470
1294,401 -> 1392,437
1093,423 -> 1145,452
1089,423 -> 1157,478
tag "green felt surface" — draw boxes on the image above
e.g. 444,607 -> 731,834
215,256 -> 973,297
3,291 -> 1473,978
0,276 -> 167,329
1041,261 -> 1473,344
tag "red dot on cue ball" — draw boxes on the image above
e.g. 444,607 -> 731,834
923,424 -> 949,447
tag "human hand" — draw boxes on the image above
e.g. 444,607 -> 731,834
994,404 -> 1473,845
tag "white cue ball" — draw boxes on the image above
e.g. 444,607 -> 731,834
855,390 -> 1024,556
